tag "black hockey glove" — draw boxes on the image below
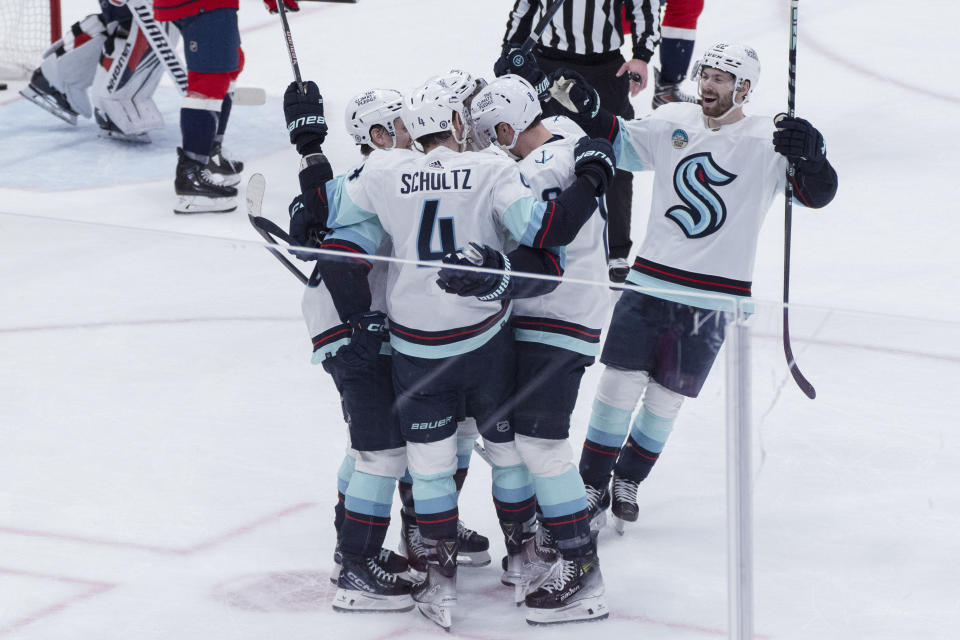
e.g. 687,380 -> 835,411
284,80 -> 328,156
547,69 -> 600,121
773,115 -> 826,171
436,243 -> 511,301
288,194 -> 326,261
573,136 -> 616,197
494,48 -> 551,101
335,310 -> 388,369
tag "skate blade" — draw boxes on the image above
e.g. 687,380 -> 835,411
526,595 -> 610,625
332,588 -> 414,613
614,516 -> 626,535
98,129 -> 151,144
458,550 -> 491,567
19,87 -> 78,125
174,195 -> 237,215
417,602 -> 453,630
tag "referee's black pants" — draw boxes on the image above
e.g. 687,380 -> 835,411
537,50 -> 636,263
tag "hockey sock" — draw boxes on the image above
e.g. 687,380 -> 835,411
340,470 -> 395,558
397,471 -> 415,514
179,105 -> 218,164
579,367 -> 648,487
659,36 -> 697,84
454,433 -> 474,492
532,467 -> 592,558
613,404 -> 675,482
491,463 -> 537,527
410,471 -> 459,541
215,93 -> 232,142
334,492 -> 345,536
334,454 -> 355,534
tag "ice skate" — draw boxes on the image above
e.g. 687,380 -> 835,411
332,553 -> 415,613
206,142 -> 244,187
412,539 -> 457,630
456,519 -> 491,567
330,543 -> 408,585
398,510 -> 429,580
174,147 -> 238,214
652,67 -> 701,109
525,554 -> 609,625
94,108 -> 150,144
19,69 -> 78,125
612,475 -> 640,535
501,524 -> 557,605
585,482 -> 611,540
329,541 -> 343,585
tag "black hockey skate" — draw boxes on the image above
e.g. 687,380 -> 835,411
525,554 -> 609,625
412,538 -> 458,630
332,553 -> 415,613
585,482 -> 611,541
457,519 -> 491,567
330,542 -> 410,585
611,475 -> 640,534
652,67 -> 701,109
174,147 -> 238,214
398,510 -> 429,580
19,69 -> 78,125
206,141 -> 244,187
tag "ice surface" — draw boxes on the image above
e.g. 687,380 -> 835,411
1,1 -> 959,639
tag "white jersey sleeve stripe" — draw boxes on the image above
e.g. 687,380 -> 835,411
500,196 -> 548,247
326,174 -> 376,229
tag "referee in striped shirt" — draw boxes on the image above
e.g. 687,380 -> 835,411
502,0 -> 660,283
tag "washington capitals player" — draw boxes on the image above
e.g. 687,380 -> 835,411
469,75 -> 609,624
292,70 -> 615,629
541,43 -> 838,532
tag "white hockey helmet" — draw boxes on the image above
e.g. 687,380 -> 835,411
691,43 -> 761,103
402,69 -> 487,148
470,74 -> 542,153
344,88 -> 404,146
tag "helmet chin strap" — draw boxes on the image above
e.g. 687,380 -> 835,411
492,125 -> 522,159
699,79 -> 750,126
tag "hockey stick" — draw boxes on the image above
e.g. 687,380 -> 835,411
125,0 -> 265,105
275,1 -> 305,94
781,0 -> 816,400
246,173 -> 313,285
519,0 -> 568,54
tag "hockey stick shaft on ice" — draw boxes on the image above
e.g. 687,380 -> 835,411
781,0 -> 816,399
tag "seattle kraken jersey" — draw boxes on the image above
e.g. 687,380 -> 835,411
614,102 -> 787,311
324,146 -> 556,359
513,116 -> 610,356
301,222 -> 392,363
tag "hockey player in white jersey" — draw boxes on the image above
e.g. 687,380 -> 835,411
293,87 -> 415,613
469,75 -> 609,625
538,43 -> 838,532
295,70 -> 615,629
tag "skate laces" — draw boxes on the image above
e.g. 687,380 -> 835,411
534,525 -> 557,559
541,558 -> 577,593
365,556 -> 398,584
584,484 -> 606,512
377,548 -> 393,564
457,520 -> 478,541
613,477 -> 639,504
405,520 -> 429,558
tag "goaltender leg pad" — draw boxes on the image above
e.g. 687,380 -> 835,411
37,14 -> 107,119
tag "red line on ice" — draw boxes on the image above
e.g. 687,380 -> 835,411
0,568 -> 115,636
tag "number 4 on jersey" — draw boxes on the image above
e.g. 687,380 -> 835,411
417,199 -> 458,261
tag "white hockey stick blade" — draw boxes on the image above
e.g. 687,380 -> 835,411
246,173 -> 267,218
233,86 -> 266,106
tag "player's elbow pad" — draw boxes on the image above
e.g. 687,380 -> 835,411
533,176 -> 598,247
501,246 -> 564,299
794,159 -> 838,209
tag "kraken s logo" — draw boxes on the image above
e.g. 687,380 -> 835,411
665,152 -> 737,239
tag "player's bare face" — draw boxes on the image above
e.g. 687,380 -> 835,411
699,68 -> 737,117
393,117 -> 413,150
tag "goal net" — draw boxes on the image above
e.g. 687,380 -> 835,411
0,0 -> 60,79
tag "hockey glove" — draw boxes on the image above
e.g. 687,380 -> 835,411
573,136 -> 616,197
773,115 -> 826,171
548,69 -> 600,121
494,48 -> 551,101
436,243 -> 512,301
288,194 -> 326,261
284,80 -> 327,156
335,311 -> 388,369
263,0 -> 299,14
